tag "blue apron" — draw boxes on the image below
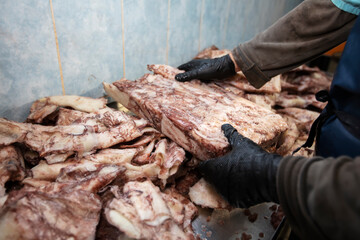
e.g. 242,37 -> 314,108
296,16 -> 360,158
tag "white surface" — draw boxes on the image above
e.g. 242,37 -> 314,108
192,203 -> 278,240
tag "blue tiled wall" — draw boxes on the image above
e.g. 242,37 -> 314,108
0,0 -> 302,121
0,1 -> 62,121
52,0 -> 124,98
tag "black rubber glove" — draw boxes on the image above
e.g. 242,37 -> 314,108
198,124 -> 282,208
175,54 -> 236,82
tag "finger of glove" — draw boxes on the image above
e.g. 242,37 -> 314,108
177,62 -> 192,71
221,124 -> 245,147
175,70 -> 199,82
178,59 -> 206,71
177,60 -> 198,71
222,123 -> 261,149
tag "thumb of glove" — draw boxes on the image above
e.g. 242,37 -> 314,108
198,157 -> 231,198
198,158 -> 222,175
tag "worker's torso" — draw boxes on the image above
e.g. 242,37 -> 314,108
316,15 -> 360,157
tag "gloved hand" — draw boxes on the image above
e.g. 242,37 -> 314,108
175,54 -> 236,82
198,124 -> 282,208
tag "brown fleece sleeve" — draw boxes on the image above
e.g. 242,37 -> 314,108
231,0 -> 357,88
277,155 -> 360,240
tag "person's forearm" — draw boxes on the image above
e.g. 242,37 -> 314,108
277,155 -> 360,240
231,0 -> 357,88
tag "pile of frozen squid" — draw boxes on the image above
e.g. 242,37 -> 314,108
0,46 -> 331,240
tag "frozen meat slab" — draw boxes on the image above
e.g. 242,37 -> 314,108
104,65 -> 288,160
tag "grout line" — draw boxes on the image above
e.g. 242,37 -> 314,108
166,0 -> 171,65
198,0 -> 205,53
49,0 -> 65,95
222,0 -> 231,49
121,0 -> 126,78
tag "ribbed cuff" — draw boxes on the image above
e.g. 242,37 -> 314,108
276,156 -> 327,240
268,154 -> 282,203
231,46 -> 270,89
